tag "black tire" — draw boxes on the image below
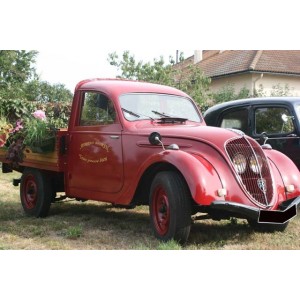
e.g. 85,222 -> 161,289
20,168 -> 53,217
247,219 -> 289,232
149,171 -> 192,244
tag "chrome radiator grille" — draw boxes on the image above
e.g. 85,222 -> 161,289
225,136 -> 274,208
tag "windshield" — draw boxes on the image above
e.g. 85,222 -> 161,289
119,93 -> 201,122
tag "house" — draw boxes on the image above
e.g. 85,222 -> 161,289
176,50 -> 300,96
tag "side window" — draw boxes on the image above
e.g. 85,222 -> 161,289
220,109 -> 249,134
79,92 -> 116,126
255,107 -> 294,134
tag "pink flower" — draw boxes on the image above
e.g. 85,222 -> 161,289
32,110 -> 46,120
12,120 -> 23,133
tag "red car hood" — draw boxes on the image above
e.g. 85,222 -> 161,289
127,120 -> 245,149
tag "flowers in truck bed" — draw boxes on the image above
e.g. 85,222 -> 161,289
32,110 -> 46,121
3,110 -> 56,167
23,111 -> 55,149
0,116 -> 14,147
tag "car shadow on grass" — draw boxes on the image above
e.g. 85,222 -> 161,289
51,201 -> 256,249
188,219 -> 254,248
0,199 -> 257,249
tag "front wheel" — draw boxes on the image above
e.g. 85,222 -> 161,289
149,171 -> 192,244
20,168 -> 53,217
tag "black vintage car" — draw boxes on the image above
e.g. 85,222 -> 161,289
204,97 -> 300,170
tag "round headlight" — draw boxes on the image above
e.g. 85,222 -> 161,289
249,155 -> 263,174
232,153 -> 247,174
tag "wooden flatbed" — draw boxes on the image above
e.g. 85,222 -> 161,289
0,130 -> 67,172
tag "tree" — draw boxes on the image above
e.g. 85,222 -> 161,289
0,50 -> 72,102
108,51 -> 211,109
176,64 -> 211,110
0,50 -> 38,100
0,51 -> 72,126
0,50 -> 38,85
24,80 -> 73,102
212,84 -> 251,104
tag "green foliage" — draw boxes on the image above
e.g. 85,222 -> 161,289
0,50 -> 38,85
65,225 -> 83,239
0,51 -> 38,102
44,102 -> 72,128
1,98 -> 71,129
0,50 -> 72,129
255,107 -> 294,134
212,83 -> 294,108
108,51 -> 177,86
212,84 -> 251,105
177,64 -> 211,110
255,83 -> 293,97
210,83 -> 294,111
0,50 -> 72,125
0,98 -> 35,123
24,80 -> 73,102
22,117 -> 54,147
108,51 -> 211,108
156,240 -> 182,250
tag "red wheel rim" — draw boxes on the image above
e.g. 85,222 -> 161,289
152,185 -> 170,236
23,175 -> 38,209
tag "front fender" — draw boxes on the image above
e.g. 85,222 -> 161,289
265,148 -> 300,200
138,149 -> 225,205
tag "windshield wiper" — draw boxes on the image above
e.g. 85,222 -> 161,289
122,108 -> 140,118
122,108 -> 154,120
152,110 -> 188,123
152,110 -> 171,117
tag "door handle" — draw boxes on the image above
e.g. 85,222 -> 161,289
110,135 -> 120,139
287,134 -> 297,137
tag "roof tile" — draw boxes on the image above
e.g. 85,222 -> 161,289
177,50 -> 300,78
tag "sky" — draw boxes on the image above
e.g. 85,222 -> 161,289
3,1 -> 299,95
35,49 -> 194,92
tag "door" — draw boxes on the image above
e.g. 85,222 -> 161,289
67,91 -> 123,196
254,105 -> 300,169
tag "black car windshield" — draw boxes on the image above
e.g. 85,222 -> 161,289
119,93 -> 201,122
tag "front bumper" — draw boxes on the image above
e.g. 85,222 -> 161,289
209,196 -> 300,224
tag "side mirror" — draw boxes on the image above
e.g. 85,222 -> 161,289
149,132 -> 162,146
259,132 -> 268,145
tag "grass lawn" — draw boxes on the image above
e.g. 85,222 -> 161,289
0,170 -> 300,250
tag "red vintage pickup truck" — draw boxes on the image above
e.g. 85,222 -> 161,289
1,79 -> 300,244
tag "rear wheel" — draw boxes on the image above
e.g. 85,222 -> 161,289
247,219 -> 288,232
20,168 -> 53,217
150,171 -> 191,244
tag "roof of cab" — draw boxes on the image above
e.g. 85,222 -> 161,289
75,78 -> 189,98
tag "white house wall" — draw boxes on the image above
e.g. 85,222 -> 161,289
210,73 -> 300,97
254,73 -> 300,96
210,73 -> 253,94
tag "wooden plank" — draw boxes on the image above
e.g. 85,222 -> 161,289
0,147 -> 7,161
